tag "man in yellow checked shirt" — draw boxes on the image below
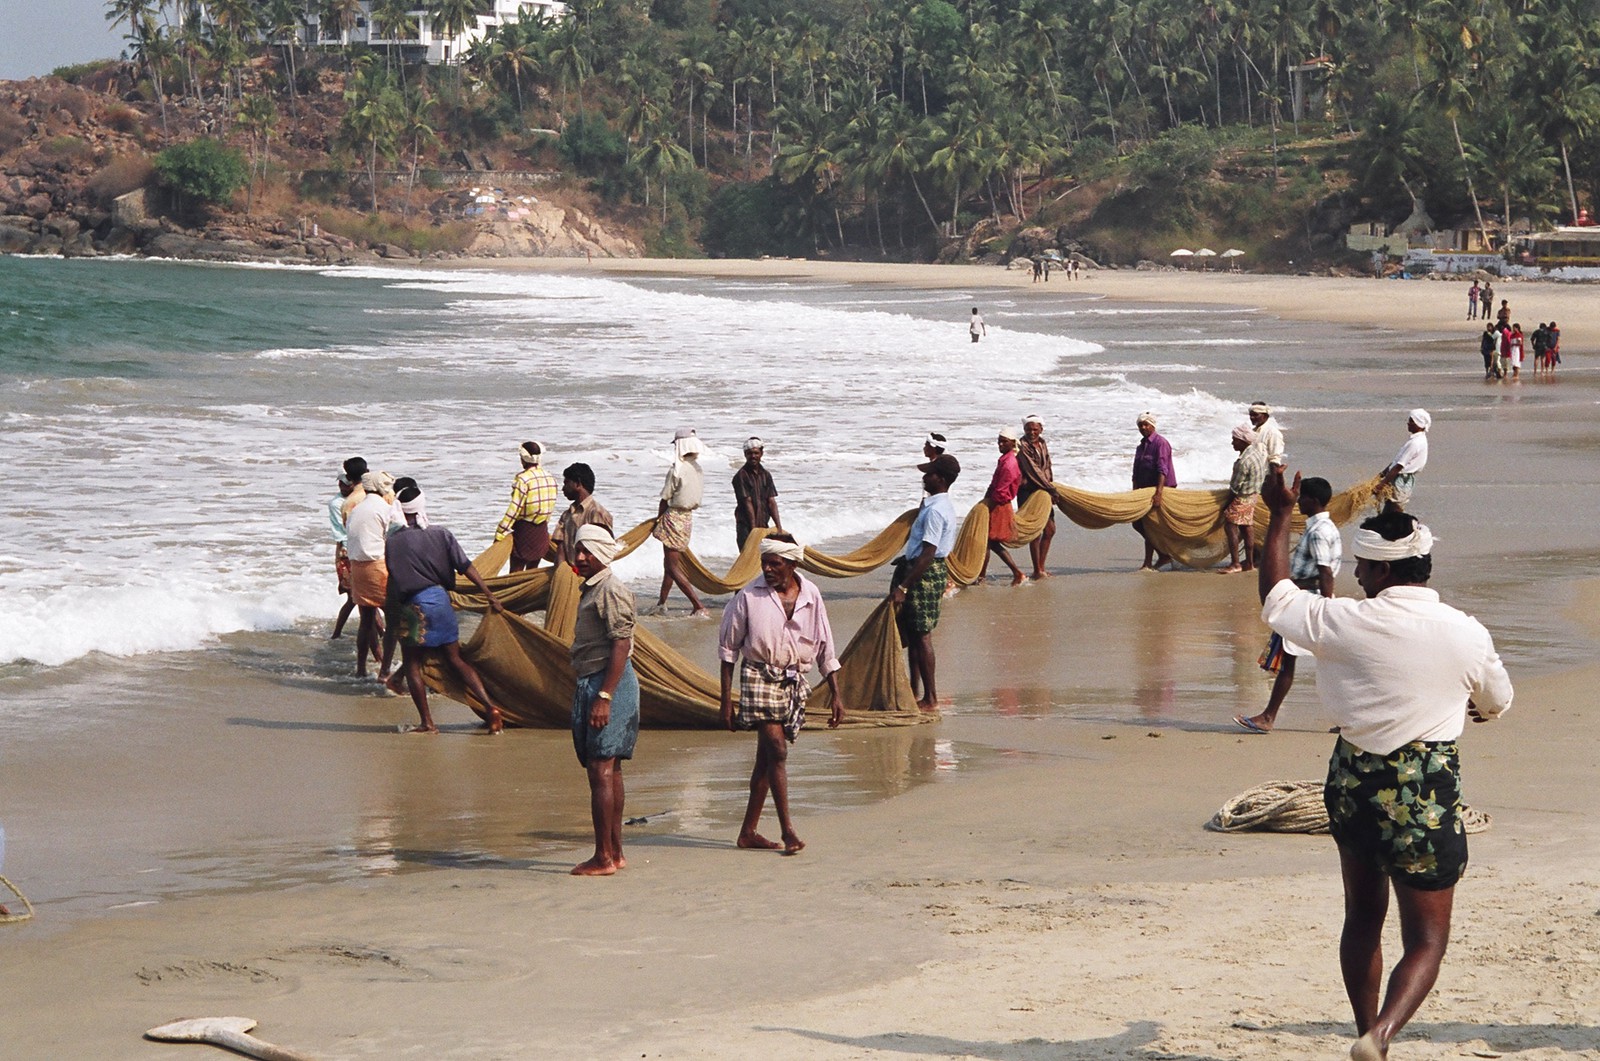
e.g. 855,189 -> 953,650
494,441 -> 559,572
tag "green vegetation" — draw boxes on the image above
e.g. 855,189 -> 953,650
153,137 -> 248,206
98,0 -> 1600,261
50,59 -> 120,83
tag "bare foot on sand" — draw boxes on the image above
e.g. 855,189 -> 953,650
482,708 -> 504,734
571,857 -> 617,876
404,723 -> 439,735
1350,1032 -> 1385,1061
781,833 -> 805,856
737,832 -> 782,850
916,699 -> 938,713
1009,572 -> 1025,586
384,673 -> 406,696
1219,564 -> 1243,574
1029,570 -> 1051,580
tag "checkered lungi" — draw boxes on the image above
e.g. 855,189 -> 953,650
652,508 -> 694,550
893,557 -> 948,640
737,658 -> 808,742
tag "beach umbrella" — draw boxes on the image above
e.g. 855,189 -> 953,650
1221,248 -> 1246,258
1195,248 -> 1217,271
1169,248 -> 1193,256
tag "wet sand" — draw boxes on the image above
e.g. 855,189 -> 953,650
3,264 -> 1600,1060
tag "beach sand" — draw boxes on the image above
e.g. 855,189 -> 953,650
3,264 -> 1599,1060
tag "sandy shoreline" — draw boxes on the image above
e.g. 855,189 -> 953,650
3,259 -> 1599,1060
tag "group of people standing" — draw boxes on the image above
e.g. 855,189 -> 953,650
1469,283 -> 1562,381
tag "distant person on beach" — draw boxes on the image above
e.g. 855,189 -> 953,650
891,453 -> 960,711
339,455 -> 368,523
1497,323 -> 1513,382
1496,298 -> 1510,327
1234,475 -> 1339,734
346,470 -> 400,678
1547,321 -> 1561,375
382,485 -> 505,735
1247,401 -> 1285,467
1480,321 -> 1500,379
1379,410 -> 1430,514
1508,323 -> 1525,380
980,429 -> 1026,585
1131,411 -> 1178,571
649,427 -> 708,618
718,533 -> 845,856
732,437 -> 782,552
969,307 -> 987,343
1255,469 -> 1511,1061
1531,324 -> 1549,378
920,432 -> 949,470
1221,424 -> 1266,574
494,441 -> 559,573
1016,414 -> 1057,579
1467,280 -> 1479,319
328,469 -> 358,640
1480,282 -> 1494,318
1031,258 -> 1043,283
568,524 -> 641,876
551,463 -> 613,567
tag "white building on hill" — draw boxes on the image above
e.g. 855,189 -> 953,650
299,1 -> 568,65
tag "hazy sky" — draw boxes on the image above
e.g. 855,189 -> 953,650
0,0 -> 128,81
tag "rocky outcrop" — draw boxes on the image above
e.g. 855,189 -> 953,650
465,201 -> 639,258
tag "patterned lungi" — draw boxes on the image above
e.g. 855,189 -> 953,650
737,657 -> 808,743
1223,494 -> 1257,526
1324,737 -> 1467,890
335,544 -> 351,594
348,559 -> 388,608
393,585 -> 460,648
652,508 -> 694,550
572,662 -> 641,767
511,519 -> 551,565
893,557 -> 949,641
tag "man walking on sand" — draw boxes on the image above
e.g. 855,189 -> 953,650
1234,475 -> 1339,734
382,485 -> 506,735
718,534 -> 845,856
969,307 -> 987,343
568,524 -> 641,876
649,427 -> 709,617
1255,468 -> 1511,1061
1015,414 -> 1057,579
732,437 -> 782,552
980,429 -> 1026,585
1131,411 -> 1177,571
1378,410 -> 1429,514
891,454 -> 960,711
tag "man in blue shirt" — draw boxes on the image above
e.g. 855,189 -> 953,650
890,453 -> 960,711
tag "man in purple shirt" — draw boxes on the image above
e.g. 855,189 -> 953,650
1131,412 -> 1178,570
718,534 -> 845,855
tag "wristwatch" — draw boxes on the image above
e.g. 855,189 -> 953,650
597,691 -> 612,701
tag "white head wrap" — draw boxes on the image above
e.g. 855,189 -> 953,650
573,524 -> 619,566
924,432 -> 946,451
674,434 -> 702,461
998,427 -> 1019,442
360,471 -> 387,494
759,538 -> 805,562
1231,424 -> 1257,444
519,441 -> 543,466
1023,414 -> 1043,426
1249,402 -> 1271,416
399,489 -> 426,516
1352,522 -> 1435,561
1408,409 -> 1431,431
1136,411 -> 1157,427
743,436 -> 764,454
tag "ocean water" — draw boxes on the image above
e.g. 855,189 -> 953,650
0,257 -> 1267,670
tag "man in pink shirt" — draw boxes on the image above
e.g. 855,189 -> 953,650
718,534 -> 846,855
980,429 -> 1025,585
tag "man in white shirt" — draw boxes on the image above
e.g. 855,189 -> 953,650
649,427 -> 708,617
1247,401 -> 1285,467
1256,468 -> 1511,1061
346,471 -> 401,679
1379,408 -> 1430,514
1234,475 -> 1340,733
969,307 -> 986,342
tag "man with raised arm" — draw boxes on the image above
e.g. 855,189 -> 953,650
1255,467 -> 1512,1061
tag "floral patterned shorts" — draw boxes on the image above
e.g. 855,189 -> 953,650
1324,737 -> 1467,891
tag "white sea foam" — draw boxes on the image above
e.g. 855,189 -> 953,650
1,266 -> 1245,668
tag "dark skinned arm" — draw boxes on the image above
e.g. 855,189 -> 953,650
719,659 -> 737,731
590,636 -> 632,729
462,562 -> 504,614
891,542 -> 938,603
1257,467 -> 1300,604
1317,564 -> 1335,599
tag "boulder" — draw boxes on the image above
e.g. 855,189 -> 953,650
31,234 -> 63,256
0,223 -> 34,252
21,193 -> 51,219
44,215 -> 80,241
377,242 -> 413,259
99,225 -> 138,254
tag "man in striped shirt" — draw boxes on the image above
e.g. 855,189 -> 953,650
494,441 -> 559,572
1235,476 -> 1340,733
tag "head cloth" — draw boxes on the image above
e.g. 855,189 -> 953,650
1408,409 -> 1432,430
759,538 -> 805,563
1352,522 -> 1435,562
1232,424 -> 1257,444
574,524 -> 619,567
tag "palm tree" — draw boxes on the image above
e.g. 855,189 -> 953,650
371,0 -> 420,80
1525,39 -> 1600,223
399,85 -> 438,208
320,0 -> 363,46
429,0 -> 481,66
341,59 -> 404,212
1416,24 -> 1490,247
1473,114 -> 1558,242
632,128 -> 693,225
235,93 -> 278,212
108,0 -> 170,135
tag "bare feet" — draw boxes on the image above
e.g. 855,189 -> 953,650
483,707 -> 504,734
781,833 -> 805,856
571,857 -> 617,876
614,855 -> 626,870
1009,572 -> 1025,586
1029,570 -> 1051,580
384,673 -> 406,696
690,608 -> 712,620
737,832 -> 782,850
404,723 -> 439,734
1219,564 -> 1243,574
916,698 -> 938,713
1350,1031 -> 1385,1061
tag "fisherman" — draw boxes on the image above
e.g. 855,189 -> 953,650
920,432 -> 949,471
1015,414 -> 1057,579
382,485 -> 506,735
1234,475 -> 1339,734
1255,469 -> 1511,1061
980,429 -> 1026,585
649,427 -> 708,617
345,470 -> 399,678
969,307 -> 987,343
1247,401 -> 1286,468
550,462 -> 613,567
732,436 -> 782,552
718,533 -> 845,856
328,468 -> 358,641
494,441 -> 559,573
1131,411 -> 1177,571
890,453 -> 960,711
568,524 -> 641,877
1221,424 -> 1267,574
1378,410 -> 1430,514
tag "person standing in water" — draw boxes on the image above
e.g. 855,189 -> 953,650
969,307 -> 987,343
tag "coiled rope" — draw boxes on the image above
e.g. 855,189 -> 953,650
0,875 -> 34,924
1207,780 -> 1492,835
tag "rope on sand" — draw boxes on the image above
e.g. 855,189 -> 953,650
0,875 -> 34,924
1206,780 -> 1492,835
